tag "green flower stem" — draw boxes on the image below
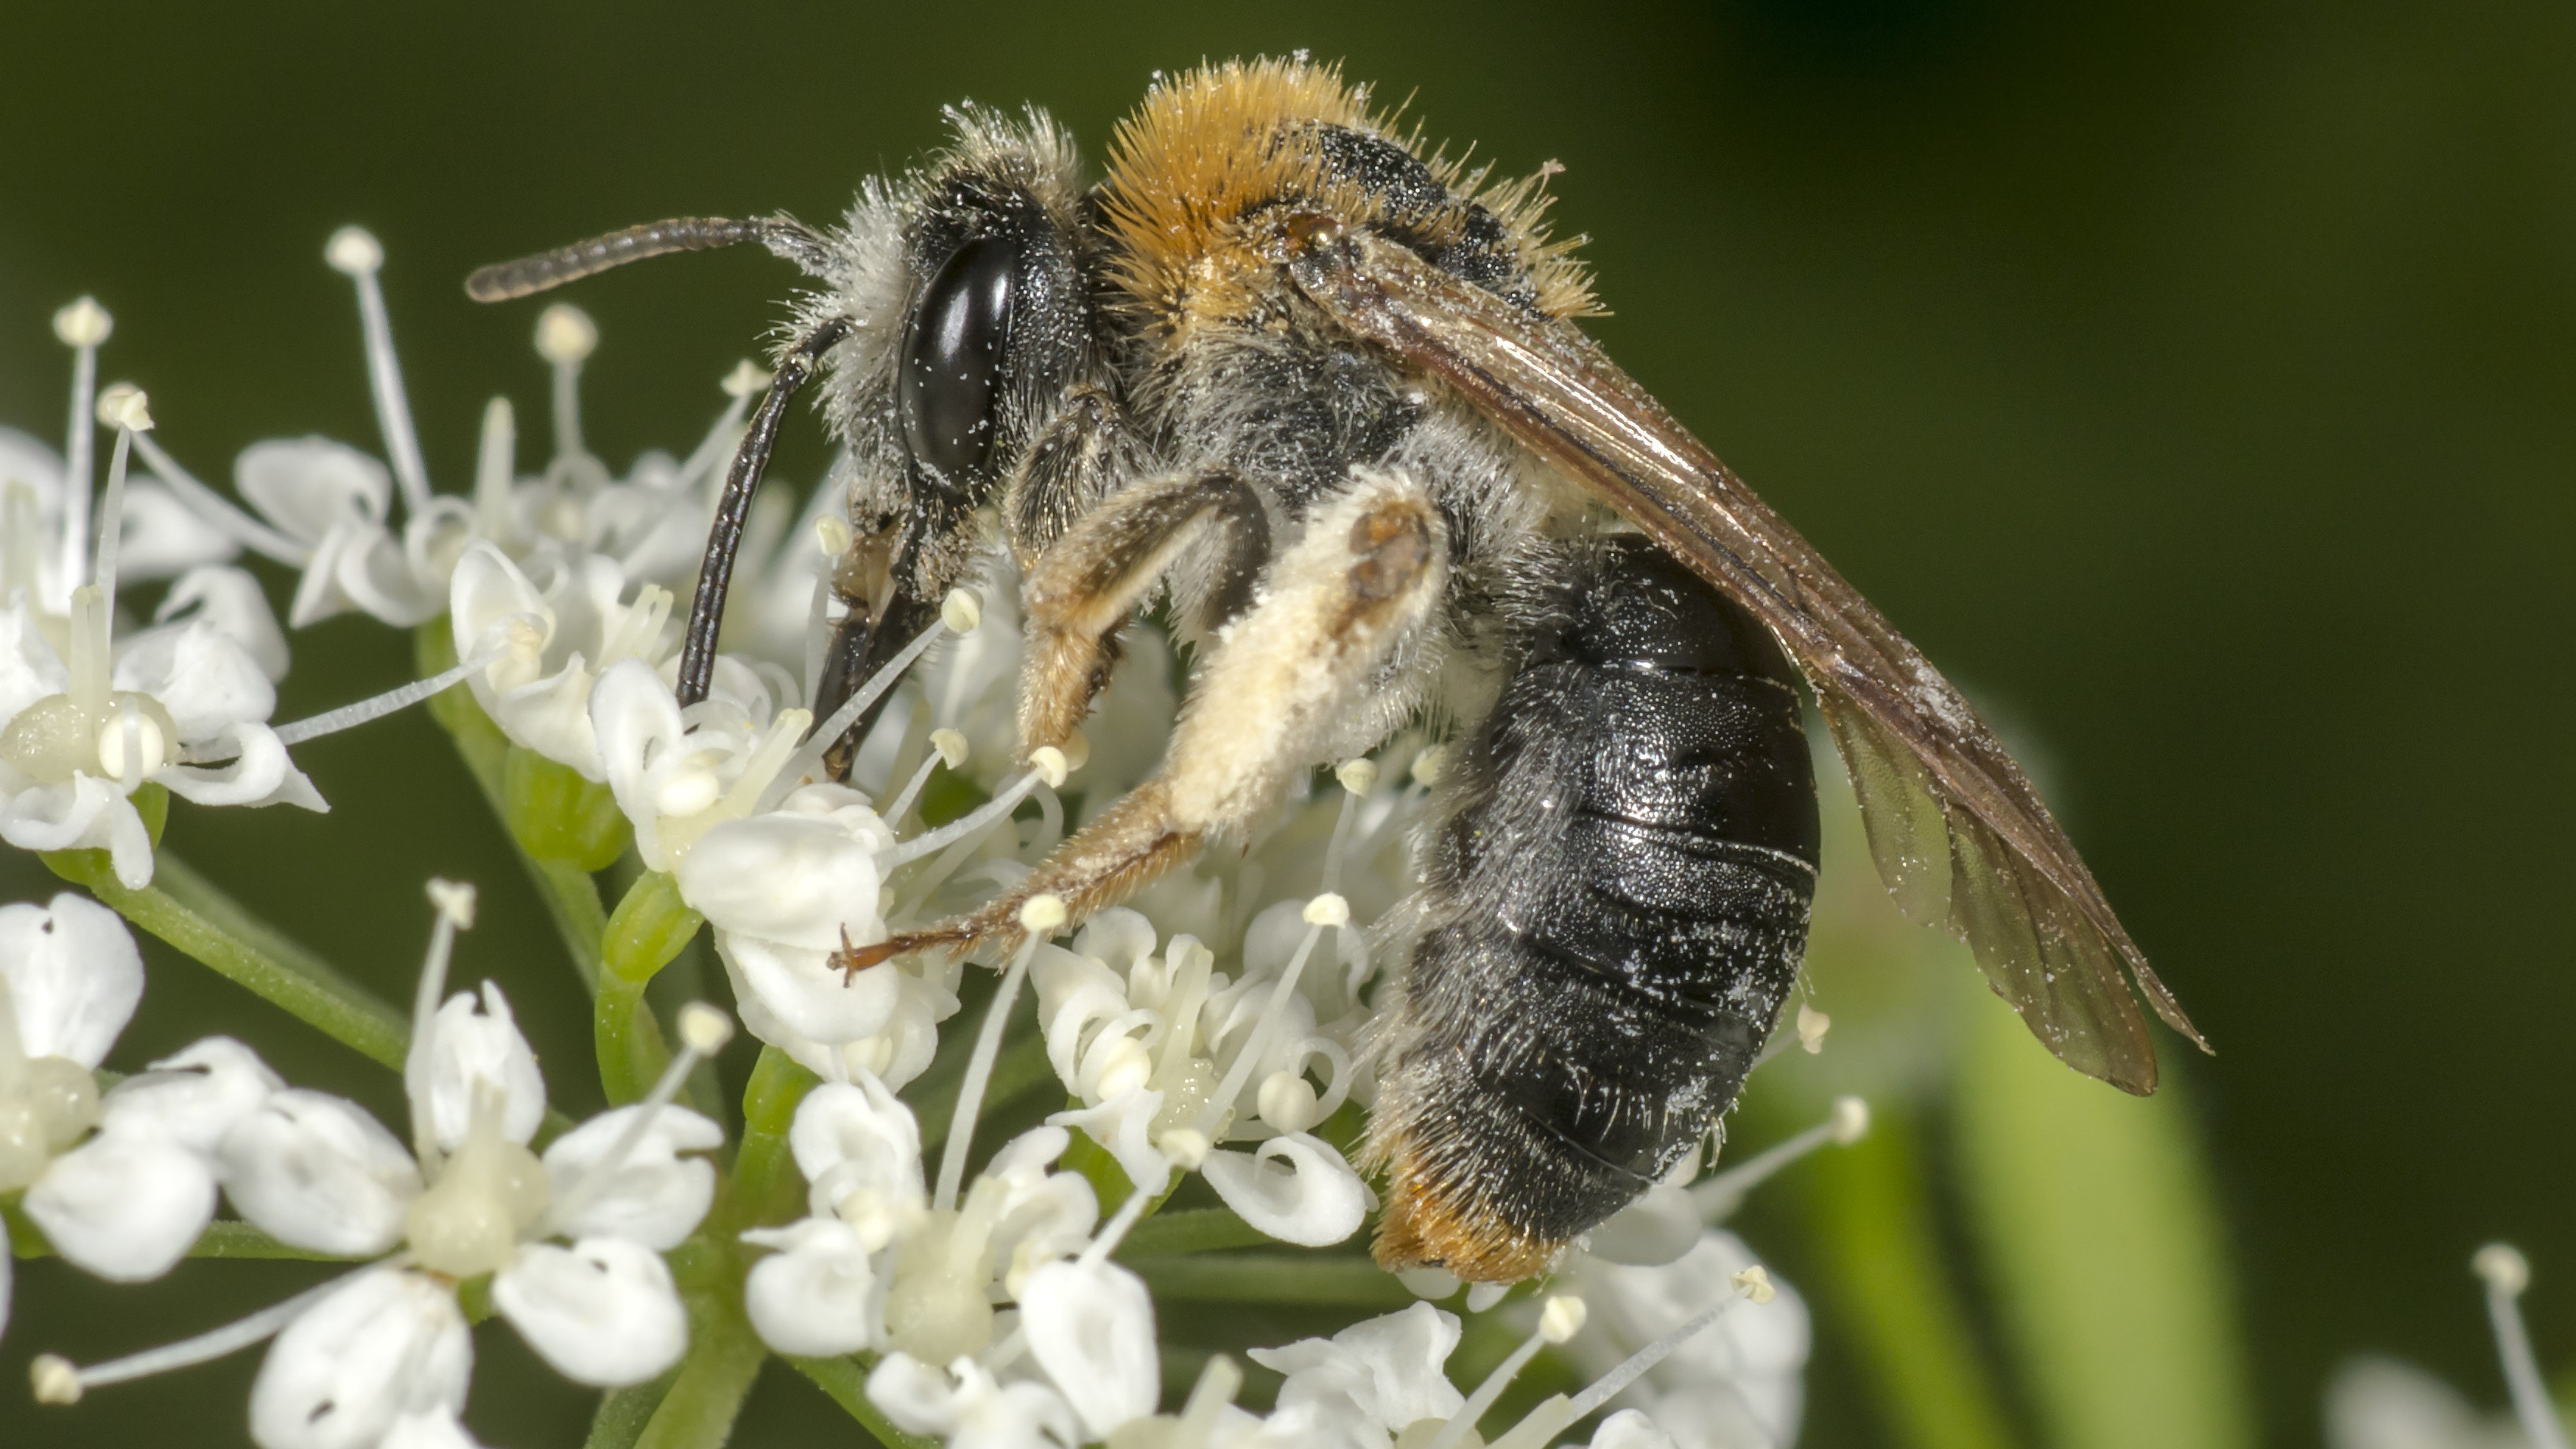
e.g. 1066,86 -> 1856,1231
583,1373 -> 679,1449
4,1208 -> 350,1263
912,1029 -> 1055,1162
1112,1205 -> 1270,1257
415,622 -> 610,992
44,848 -> 409,1070
1122,1252 -> 1413,1308
1953,1006 -> 2254,1449
789,1356 -> 937,1449
1798,1107 -> 2023,1449
595,872 -> 705,1105
624,1048 -> 820,1448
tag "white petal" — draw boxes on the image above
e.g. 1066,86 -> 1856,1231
677,812 -> 882,951
1251,1302 -> 1466,1434
116,482 -> 244,580
0,602 -> 71,726
493,1237 -> 688,1386
589,659 -> 685,871
716,932 -> 898,1046
1021,1258 -> 1159,1441
492,659 -> 605,780
250,1268 -> 471,1449
380,1407 -> 491,1449
112,618 -> 276,736
0,779 -> 154,887
787,1077 -> 925,1221
236,437 -> 392,543
1048,1092 -> 1169,1202
1202,1133 -> 1366,1249
1587,1184 -> 1700,1268
23,1127 -> 217,1280
449,545 -> 551,700
0,892 -> 141,1066
867,1353 -> 963,1436
328,523 -> 445,627
539,1104 -> 722,1250
100,1035 -> 285,1150
414,981 -> 547,1152
155,565 -> 290,682
1588,1409 -> 1678,1449
741,1216 -> 881,1357
219,1089 -> 421,1256
158,723 -> 324,811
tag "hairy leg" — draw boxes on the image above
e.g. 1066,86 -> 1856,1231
845,468 -> 1447,969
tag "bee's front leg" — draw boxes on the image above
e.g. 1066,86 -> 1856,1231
844,468 -> 1448,970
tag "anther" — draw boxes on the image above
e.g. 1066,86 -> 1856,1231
1732,1266 -> 1776,1303
1334,758 -> 1378,796
52,298 -> 112,348
95,384 -> 152,431
1058,727 -> 1091,774
1028,747 -> 1069,791
2476,1243 -> 2532,1297
1409,744 -> 1449,786
722,359 -> 772,398
1301,893 -> 1350,928
1019,893 -> 1069,935
426,879 -> 479,929
1829,1096 -> 1871,1144
1796,1003 -> 1831,1054
677,1001 -> 736,1057
325,226 -> 384,275
30,1354 -> 80,1404
931,729 -> 969,769
814,515 -> 854,557
940,587 -> 983,635
535,303 -> 599,365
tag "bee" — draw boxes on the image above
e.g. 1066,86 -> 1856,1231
468,57 -> 2207,1282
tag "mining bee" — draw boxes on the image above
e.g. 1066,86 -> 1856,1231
468,57 -> 2208,1283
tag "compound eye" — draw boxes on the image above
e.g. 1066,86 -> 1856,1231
899,236 -> 1021,487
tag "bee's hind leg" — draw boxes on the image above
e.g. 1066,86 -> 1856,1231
845,468 -> 1449,970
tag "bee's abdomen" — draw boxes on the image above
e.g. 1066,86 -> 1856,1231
1371,536 -> 1818,1279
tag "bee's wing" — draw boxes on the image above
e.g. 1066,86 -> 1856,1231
1284,224 -> 2207,1093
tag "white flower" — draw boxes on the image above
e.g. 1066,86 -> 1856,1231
1018,1257 -> 1159,1441
1250,1302 -> 1468,1446
867,1352 -> 1082,1449
249,1267 -> 473,1449
1553,1230 -> 1812,1449
0,560 -> 323,886
219,967 -> 717,1394
0,889 -> 734,1446
236,437 -> 461,629
0,895 -> 272,1333
450,544 -> 678,780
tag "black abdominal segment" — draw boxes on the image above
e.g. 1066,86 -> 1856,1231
1387,535 -> 1819,1249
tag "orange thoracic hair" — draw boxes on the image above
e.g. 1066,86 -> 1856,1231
1097,56 -> 1599,350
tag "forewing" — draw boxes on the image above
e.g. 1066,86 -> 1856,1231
1280,222 -> 2205,1093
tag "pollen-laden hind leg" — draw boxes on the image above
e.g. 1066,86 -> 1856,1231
840,468 -> 1448,972
1013,465 -> 1269,756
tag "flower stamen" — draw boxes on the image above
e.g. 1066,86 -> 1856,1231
2474,1243 -> 2572,1449
1692,1095 -> 1870,1220
326,226 -> 432,517
931,896 -> 1062,1212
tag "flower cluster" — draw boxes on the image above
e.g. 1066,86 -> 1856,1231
0,231 -> 1868,1449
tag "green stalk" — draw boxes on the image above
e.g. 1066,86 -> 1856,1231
1114,1206 -> 1269,1257
44,848 -> 408,1070
625,1048 -> 819,1448
583,1374 -> 680,1449
1795,1107 -> 2023,1449
1122,1252 -> 1412,1308
789,1356 -> 937,1449
597,871 -> 705,1105
1954,1006 -> 2254,1449
415,621 -> 611,992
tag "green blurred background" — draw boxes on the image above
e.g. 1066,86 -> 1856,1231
1,2 -> 2569,1446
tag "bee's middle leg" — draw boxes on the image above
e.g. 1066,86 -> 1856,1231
1015,465 -> 1269,756
849,468 -> 1449,967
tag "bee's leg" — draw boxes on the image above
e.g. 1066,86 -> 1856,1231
1016,465 -> 1269,755
1003,384 -> 1147,567
844,468 -> 1447,969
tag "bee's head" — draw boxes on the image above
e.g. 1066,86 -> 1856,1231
798,105 -> 1103,770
